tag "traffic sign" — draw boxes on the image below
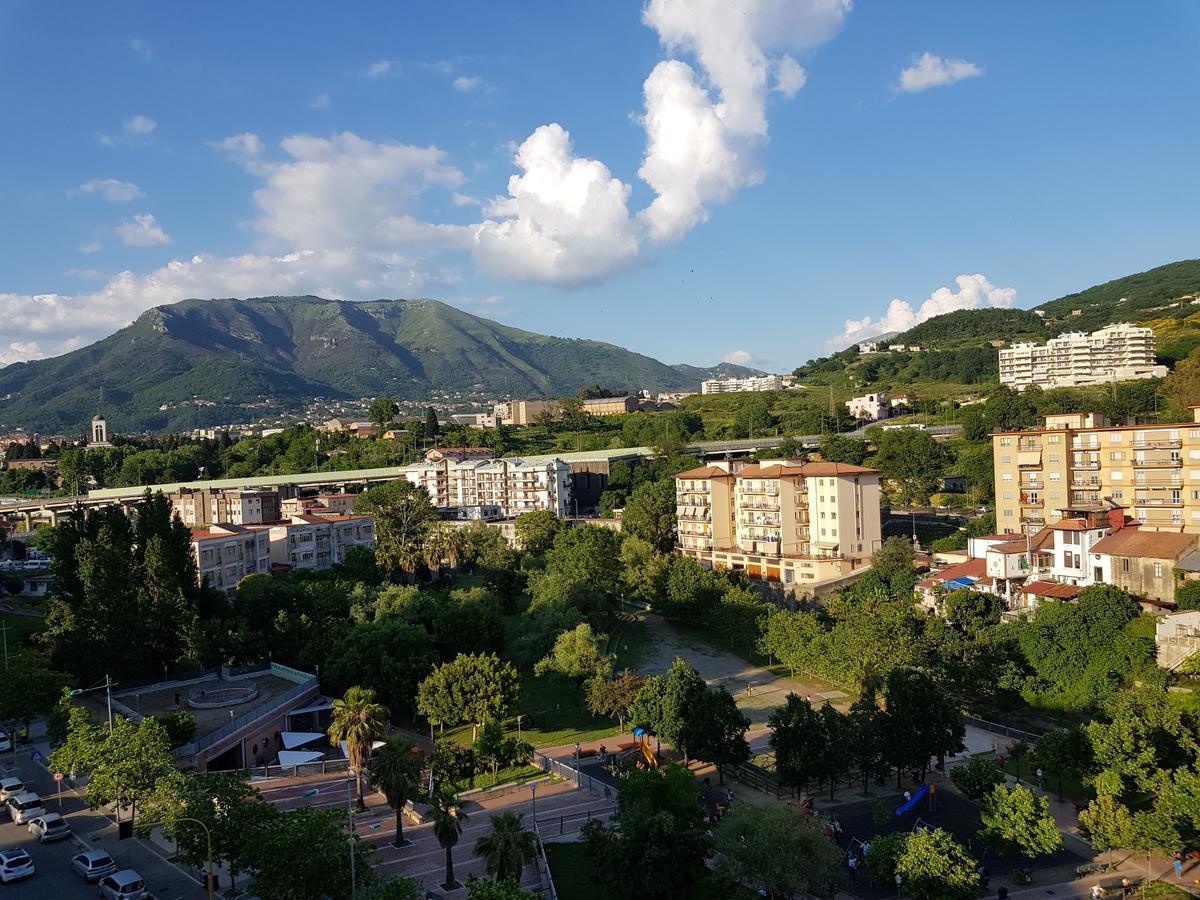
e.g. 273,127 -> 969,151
30,750 -> 42,761
53,772 -> 63,782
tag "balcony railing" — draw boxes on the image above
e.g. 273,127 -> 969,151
1134,477 -> 1183,487
1019,494 -> 1043,506
1133,497 -> 1184,507
1133,457 -> 1182,468
1132,439 -> 1182,450
1071,459 -> 1101,470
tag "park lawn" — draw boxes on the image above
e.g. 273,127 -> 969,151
451,764 -> 543,793
1000,757 -> 1092,804
1135,883 -> 1193,900
0,611 -> 45,651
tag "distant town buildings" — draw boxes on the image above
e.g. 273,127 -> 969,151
700,374 -> 795,394
404,455 -> 572,518
998,322 -> 1166,390
845,393 -> 890,421
674,458 -> 882,590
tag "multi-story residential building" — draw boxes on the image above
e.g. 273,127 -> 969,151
992,410 -> 1200,534
264,514 -> 375,571
999,323 -> 1167,390
700,374 -> 793,394
404,456 -> 571,517
845,393 -> 889,421
190,525 -> 273,597
172,488 -> 281,528
280,493 -> 357,517
674,459 -> 882,588
493,399 -> 559,426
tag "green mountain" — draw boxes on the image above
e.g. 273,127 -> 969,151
887,307 -> 1050,349
0,296 -> 752,433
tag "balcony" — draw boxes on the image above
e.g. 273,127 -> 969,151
678,514 -> 711,523
1071,477 -> 1101,488
1071,459 -> 1101,470
1132,496 -> 1184,507
1132,456 -> 1182,468
1071,491 -> 1102,505
1019,493 -> 1043,506
740,485 -> 780,496
1132,439 -> 1182,450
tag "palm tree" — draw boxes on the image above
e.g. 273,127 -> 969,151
474,811 -> 539,884
423,524 -> 464,576
367,736 -> 423,847
430,790 -> 468,889
327,685 -> 389,810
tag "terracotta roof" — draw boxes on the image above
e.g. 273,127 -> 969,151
1049,518 -> 1095,532
731,463 -> 801,479
917,558 -> 987,590
972,533 -> 1025,542
721,461 -> 878,480
1091,527 -> 1197,560
1020,581 -> 1084,599
799,461 -> 878,476
674,465 -> 735,479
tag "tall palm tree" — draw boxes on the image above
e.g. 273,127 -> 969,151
474,811 -> 539,884
430,790 -> 468,888
327,685 -> 389,810
367,736 -> 423,847
423,524 -> 464,575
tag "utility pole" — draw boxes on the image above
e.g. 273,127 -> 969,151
0,620 -> 8,671
105,675 -> 113,732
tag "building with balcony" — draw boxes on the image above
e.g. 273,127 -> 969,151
993,410 -> 1200,534
845,393 -> 889,422
190,525 -> 273,597
264,514 -> 376,572
700,374 -> 794,394
999,322 -> 1167,391
404,456 -> 571,518
674,458 -> 882,590
172,488 -> 282,528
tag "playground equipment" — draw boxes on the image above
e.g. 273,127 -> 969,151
894,783 -> 929,816
632,727 -> 659,768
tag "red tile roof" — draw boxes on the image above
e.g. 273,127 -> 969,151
674,466 -> 735,479
1091,526 -> 1197,559
916,558 -> 987,590
1020,581 -> 1084,599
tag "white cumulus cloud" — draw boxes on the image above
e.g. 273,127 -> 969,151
831,274 -> 1017,348
452,75 -> 483,92
124,115 -> 156,135
895,52 -> 983,93
72,178 -> 143,203
115,213 -> 172,246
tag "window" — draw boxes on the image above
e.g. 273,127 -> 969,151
1110,432 -> 1123,444
1002,473 -> 1014,482
1049,472 -> 1062,481
1191,429 -> 1200,440
1047,435 -> 1061,444
1048,454 -> 1061,464
1110,452 -> 1124,462
1154,563 -> 1163,578
1000,455 -> 1012,465
1111,489 -> 1123,499
1111,471 -> 1124,481
1121,558 -> 1130,573
1000,437 -> 1012,446
1003,509 -> 1014,518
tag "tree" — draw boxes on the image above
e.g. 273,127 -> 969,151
534,623 -> 613,681
819,433 -> 869,465
531,524 -> 623,622
0,651 -> 68,733
1175,580 -> 1200,610
464,878 -> 539,900
324,618 -> 433,720
944,589 -> 1001,635
658,658 -> 708,763
1030,726 -> 1091,801
369,395 -> 400,431
155,710 -> 197,749
514,509 -> 560,554
425,407 -> 440,438
368,737 -> 423,847
978,783 -> 1063,860
894,827 -> 980,900
142,772 -> 274,891
713,803 -> 842,898
949,757 -> 1005,801
473,812 -> 538,884
1164,345 -> 1200,414
247,806 -> 377,900
417,653 -> 520,740
872,535 -> 916,585
619,535 -> 669,602
430,790 -> 468,889
354,480 -> 438,578
621,479 -> 677,552
586,669 -> 646,731
880,668 -> 964,785
685,687 -> 750,783
558,395 -> 588,433
328,685 -> 390,810
769,695 -> 829,792
74,715 -> 175,822
370,879 -> 422,900
1079,794 -> 1134,858
875,429 -> 952,504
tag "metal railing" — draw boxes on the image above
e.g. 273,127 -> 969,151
175,677 -> 319,757
962,715 -> 1042,745
208,758 -> 351,779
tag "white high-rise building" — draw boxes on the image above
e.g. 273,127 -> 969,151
700,374 -> 794,394
404,456 -> 571,517
999,322 -> 1166,390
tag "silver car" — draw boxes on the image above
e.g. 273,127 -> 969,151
98,868 -> 147,900
0,848 -> 34,883
0,778 -> 22,803
71,850 -> 117,882
28,813 -> 71,842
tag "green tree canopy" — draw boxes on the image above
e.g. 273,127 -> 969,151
417,652 -> 520,740
978,783 -> 1063,860
895,827 -> 980,900
621,479 -> 678,552
713,804 -> 842,898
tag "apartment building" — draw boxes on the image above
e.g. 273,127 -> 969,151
674,458 -> 882,588
999,322 -> 1167,390
845,393 -> 890,421
700,374 -> 792,394
190,525 -> 273,597
992,410 -> 1200,534
264,514 -> 376,571
280,492 -> 357,517
493,399 -> 558,426
172,488 -> 281,528
404,456 -> 571,517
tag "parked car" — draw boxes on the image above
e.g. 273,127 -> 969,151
0,848 -> 34,883
98,868 -> 148,900
71,850 -> 117,882
0,732 -> 10,753
0,778 -> 22,803
28,813 -> 70,842
4,792 -> 44,825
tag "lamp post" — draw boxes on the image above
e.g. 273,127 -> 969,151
895,873 -> 903,900
139,817 -> 215,900
530,782 -> 538,830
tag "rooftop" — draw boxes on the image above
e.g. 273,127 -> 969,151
1090,526 -> 1198,559
1020,581 -> 1084,600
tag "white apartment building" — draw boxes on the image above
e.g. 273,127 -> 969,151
675,459 -> 882,589
999,322 -> 1167,390
172,489 -> 281,528
190,525 -> 273,597
700,374 -> 794,394
845,393 -> 890,421
265,514 -> 376,571
404,456 -> 571,517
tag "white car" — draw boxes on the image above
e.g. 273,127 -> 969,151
0,732 -> 10,753
71,850 -> 117,882
4,792 -> 45,825
0,777 -> 22,803
98,868 -> 148,900
28,813 -> 70,842
0,848 -> 34,883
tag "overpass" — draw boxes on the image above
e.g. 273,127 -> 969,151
0,424 -> 961,526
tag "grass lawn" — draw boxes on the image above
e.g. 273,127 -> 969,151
451,763 -> 543,793
666,618 -> 768,667
0,611 -> 45,651
1135,883 -> 1194,900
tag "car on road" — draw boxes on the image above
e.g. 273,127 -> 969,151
0,733 -> 10,753
71,850 -> 117,883
28,813 -> 71,842
0,848 -> 34,883
4,792 -> 44,825
0,778 -> 22,803
98,868 -> 147,900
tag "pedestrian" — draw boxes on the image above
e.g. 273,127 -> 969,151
1174,855 -> 1184,878
1092,884 -> 1105,900
1121,877 -> 1131,898
847,856 -> 859,884
998,754 -> 1006,768
598,744 -> 606,760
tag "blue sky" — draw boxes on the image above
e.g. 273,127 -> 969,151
2,1 -> 1199,372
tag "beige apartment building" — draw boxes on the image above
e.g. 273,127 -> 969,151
494,399 -> 558,426
189,525 -> 273,597
999,322 -> 1166,390
675,459 -> 882,588
993,410 -> 1200,534
172,488 -> 281,528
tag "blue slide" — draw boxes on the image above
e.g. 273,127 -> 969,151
895,784 -> 929,816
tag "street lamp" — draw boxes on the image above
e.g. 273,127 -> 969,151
895,873 -> 903,900
138,817 -> 215,900
530,782 -> 538,829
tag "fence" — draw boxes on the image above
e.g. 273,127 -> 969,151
531,751 -> 617,798
175,677 -> 319,757
962,715 -> 1042,745
208,758 -> 351,779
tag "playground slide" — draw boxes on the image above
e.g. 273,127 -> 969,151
641,744 -> 658,768
894,783 -> 929,816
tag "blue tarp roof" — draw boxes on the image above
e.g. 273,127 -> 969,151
943,576 -> 978,589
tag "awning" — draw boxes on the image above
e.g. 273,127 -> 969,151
943,576 -> 978,590
287,698 -> 334,716
339,740 -> 385,756
280,731 -> 326,750
278,750 -> 325,766
1017,450 -> 1041,466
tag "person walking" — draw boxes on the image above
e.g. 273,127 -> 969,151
1091,884 -> 1105,900
1121,877 -> 1131,898
1173,852 -> 1184,878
